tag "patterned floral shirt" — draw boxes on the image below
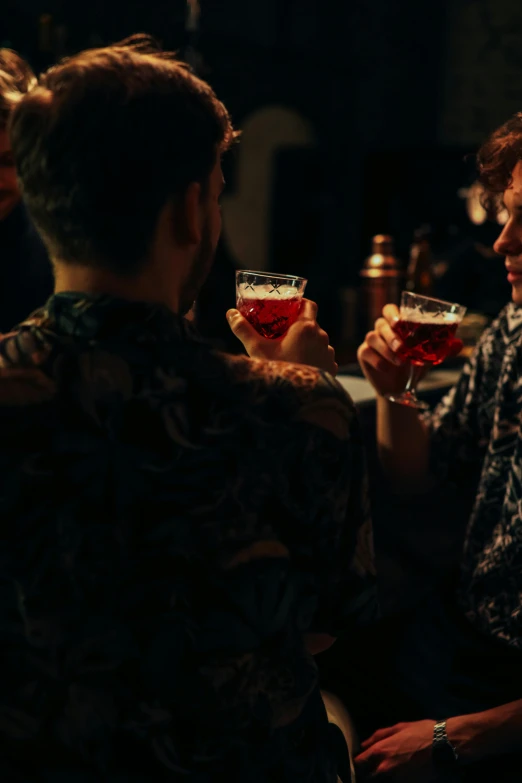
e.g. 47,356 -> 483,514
427,303 -> 522,649
0,293 -> 377,782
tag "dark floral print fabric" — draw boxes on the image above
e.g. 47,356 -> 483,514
0,293 -> 377,782
426,303 -> 522,649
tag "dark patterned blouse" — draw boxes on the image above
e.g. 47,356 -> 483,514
427,303 -> 522,649
0,293 -> 377,782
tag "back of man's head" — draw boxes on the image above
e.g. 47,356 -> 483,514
9,34 -> 236,275
0,49 -> 36,129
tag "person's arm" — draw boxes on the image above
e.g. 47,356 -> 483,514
354,701 -> 522,778
376,396 -> 432,490
225,356 -> 379,647
227,300 -> 377,648
448,699 -> 522,763
357,304 -> 434,490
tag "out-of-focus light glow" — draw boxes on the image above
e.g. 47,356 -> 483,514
497,206 -> 508,225
458,181 -> 507,225
186,0 -> 201,31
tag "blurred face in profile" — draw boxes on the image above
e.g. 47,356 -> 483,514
178,156 -> 224,315
493,161 -> 522,306
0,128 -> 20,220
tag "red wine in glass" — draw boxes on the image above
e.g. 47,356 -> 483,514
385,291 -> 466,410
237,296 -> 302,339
393,318 -> 459,366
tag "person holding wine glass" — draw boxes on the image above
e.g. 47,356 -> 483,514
0,34 -> 377,783
346,115 -> 522,782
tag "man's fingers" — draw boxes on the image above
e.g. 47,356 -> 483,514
365,332 -> 403,367
374,317 -> 403,354
382,304 -> 400,325
297,298 -> 318,321
360,724 -> 403,749
355,748 -> 395,780
226,309 -> 263,354
326,345 -> 337,376
358,344 -> 396,374
372,760 -> 393,779
318,328 -> 329,345
354,743 -> 382,772
227,299 -> 338,374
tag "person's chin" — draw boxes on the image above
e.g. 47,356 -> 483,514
511,282 -> 522,306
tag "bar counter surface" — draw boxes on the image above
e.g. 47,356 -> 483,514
337,368 -> 461,408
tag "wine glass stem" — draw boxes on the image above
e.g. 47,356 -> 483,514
404,364 -> 424,396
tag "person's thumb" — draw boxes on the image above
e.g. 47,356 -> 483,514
226,309 -> 263,354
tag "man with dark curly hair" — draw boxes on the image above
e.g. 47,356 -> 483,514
349,115 -> 522,781
0,49 -> 53,331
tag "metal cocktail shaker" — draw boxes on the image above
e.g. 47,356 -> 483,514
359,235 -> 404,333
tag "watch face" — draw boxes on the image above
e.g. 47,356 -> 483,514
433,741 -> 458,767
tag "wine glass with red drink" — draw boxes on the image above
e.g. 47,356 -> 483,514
236,270 -> 308,340
385,291 -> 467,410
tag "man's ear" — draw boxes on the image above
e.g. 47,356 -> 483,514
172,182 -> 202,246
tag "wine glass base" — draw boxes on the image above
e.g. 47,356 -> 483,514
384,391 -> 430,411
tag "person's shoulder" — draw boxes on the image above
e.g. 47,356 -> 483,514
219,352 -> 358,440
465,304 -> 522,375
220,351 -> 353,405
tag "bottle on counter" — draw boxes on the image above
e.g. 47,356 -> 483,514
406,225 -> 434,297
359,234 -> 404,335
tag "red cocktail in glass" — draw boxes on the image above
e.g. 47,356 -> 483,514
237,296 -> 302,340
236,270 -> 307,340
385,292 -> 466,410
393,318 -> 460,366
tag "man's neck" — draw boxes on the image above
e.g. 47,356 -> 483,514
53,261 -> 180,313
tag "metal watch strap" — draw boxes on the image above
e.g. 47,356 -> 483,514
433,719 -> 459,764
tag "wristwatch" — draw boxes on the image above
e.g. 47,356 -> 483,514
433,720 -> 460,777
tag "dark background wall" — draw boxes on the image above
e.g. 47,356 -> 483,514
2,0 -> 522,340
441,0 -> 522,146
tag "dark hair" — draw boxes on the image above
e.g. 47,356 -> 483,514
0,49 -> 36,129
9,34 -> 237,275
477,112 -> 522,214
